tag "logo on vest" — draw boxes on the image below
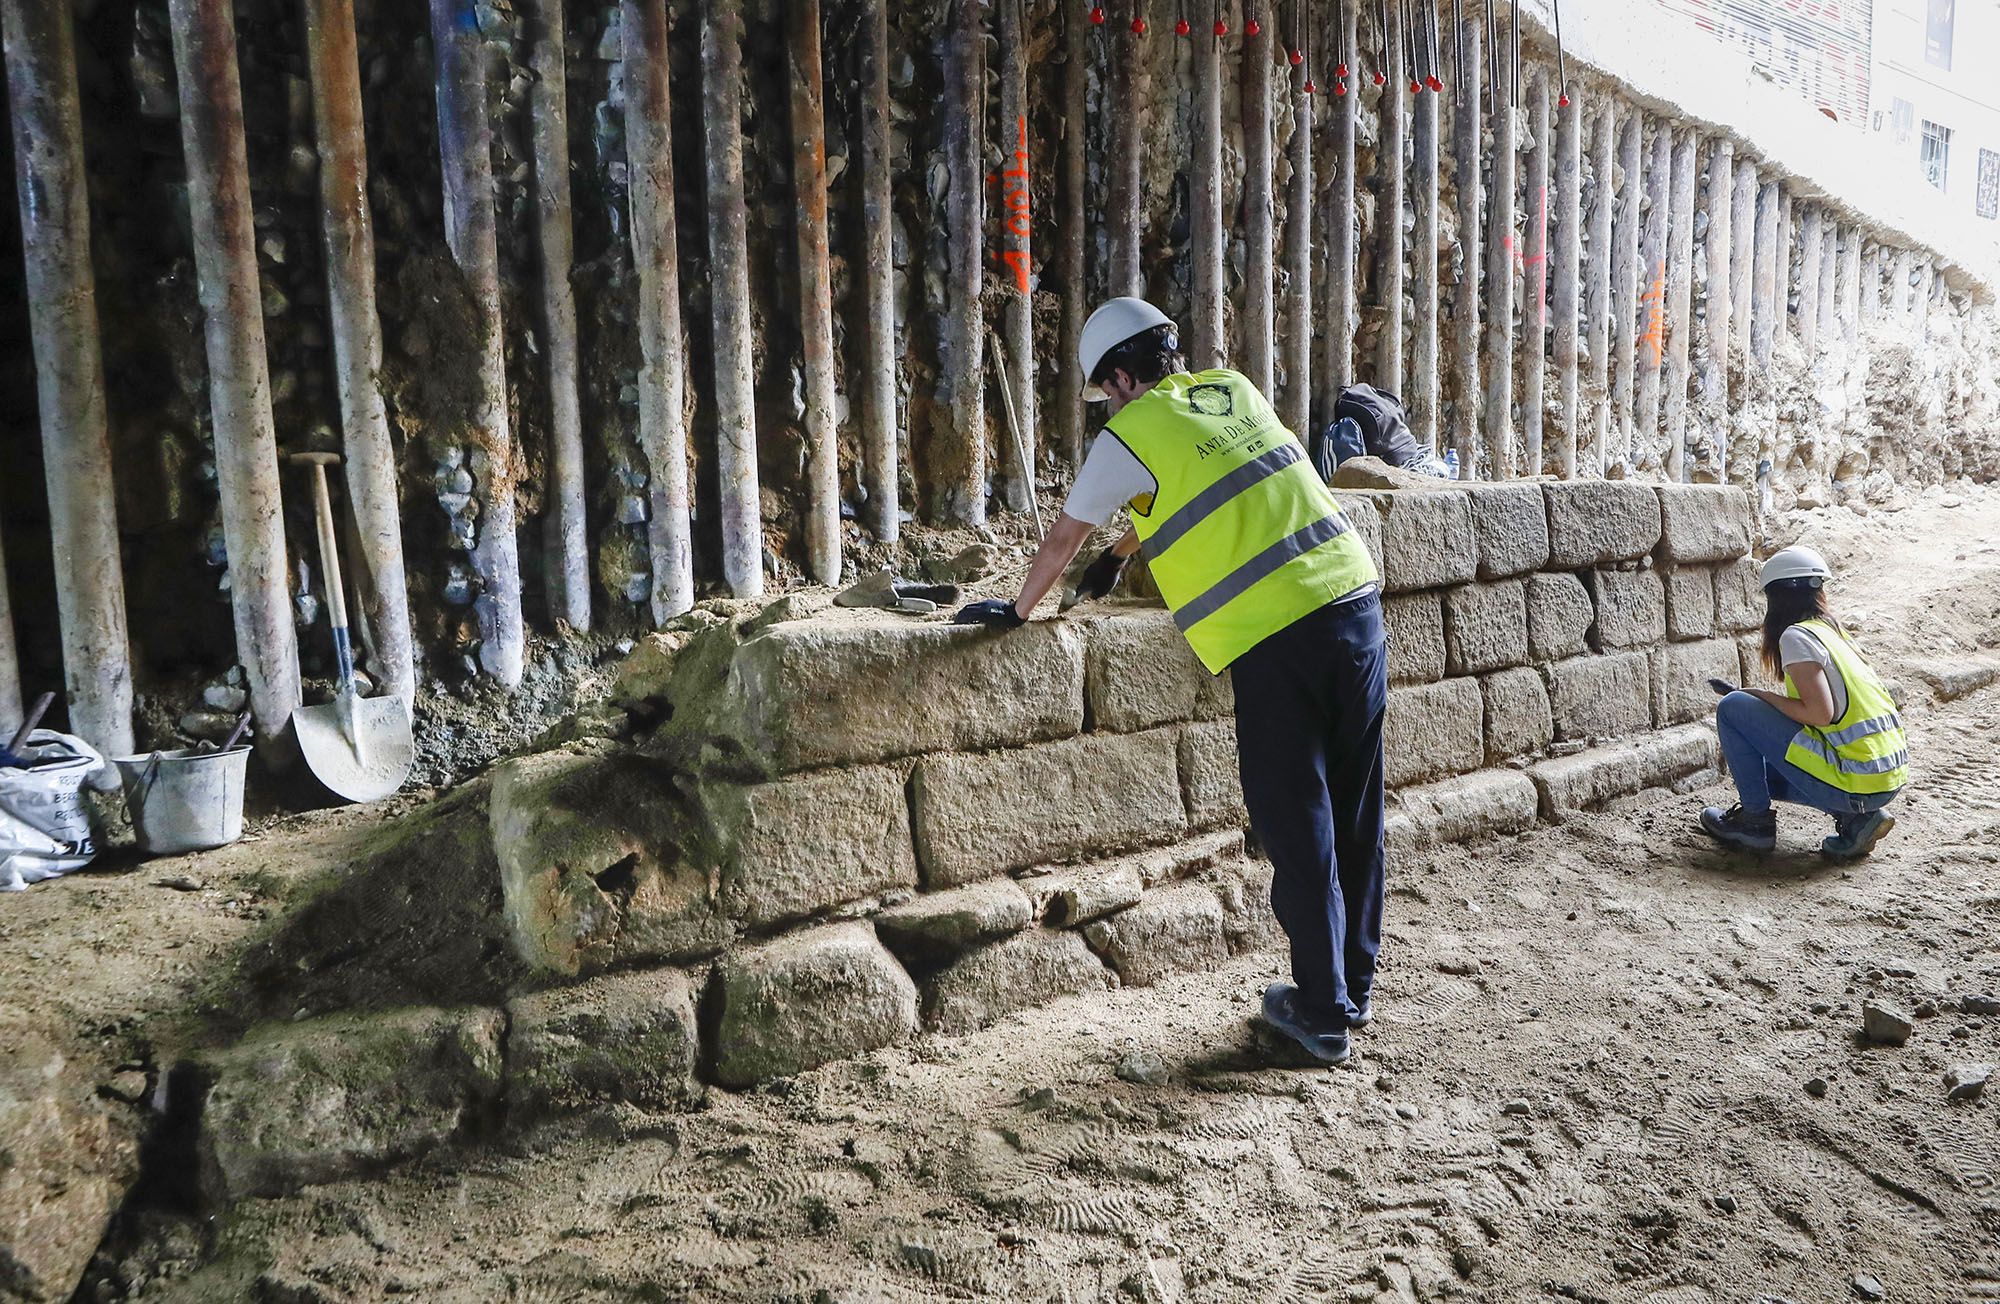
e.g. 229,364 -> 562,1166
1186,383 -> 1235,417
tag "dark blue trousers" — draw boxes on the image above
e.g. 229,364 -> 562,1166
1230,592 -> 1388,1028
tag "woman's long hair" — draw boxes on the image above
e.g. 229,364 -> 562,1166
1761,581 -> 1843,677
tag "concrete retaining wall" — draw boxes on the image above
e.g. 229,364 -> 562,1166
185,482 -> 1748,1196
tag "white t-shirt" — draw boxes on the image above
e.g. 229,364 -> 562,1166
1062,432 -> 1158,526
1780,625 -> 1849,722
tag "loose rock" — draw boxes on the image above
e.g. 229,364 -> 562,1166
1115,1050 -> 1169,1087
1804,1077 -> 1829,1098
1851,1272 -> 1884,1300
1861,1001 -> 1914,1046
1945,1062 -> 1992,1101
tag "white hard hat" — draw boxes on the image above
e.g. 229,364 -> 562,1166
1761,545 -> 1832,589
1079,297 -> 1175,401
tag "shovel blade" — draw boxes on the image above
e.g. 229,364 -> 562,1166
295,693 -> 414,803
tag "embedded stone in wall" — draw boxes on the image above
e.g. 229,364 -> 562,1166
911,729 -> 1188,888
1467,483 -> 1552,579
505,968 -> 699,1118
1384,591 -> 1448,684
1387,770 -> 1540,850
1651,639 -> 1743,727
1587,568 -> 1667,650
1664,567 -> 1717,641
1736,632 -> 1765,688
1654,483 -> 1754,563
1526,572 -> 1594,662
922,928 -> 1114,1035
873,879 -> 1035,964
700,764 -> 918,930
1084,884 -> 1229,987
1481,667 -> 1554,763
710,923 -> 919,1088
1024,829 -> 1247,925
1336,489 -> 1387,575
655,611 -> 1087,779
1529,724 -> 1719,820
1385,677 -> 1486,787
1204,857 -> 1283,955
194,1006 -> 505,1201
1084,606 -> 1232,732
1370,489 -> 1479,592
1178,720 -> 1247,831
492,748 -> 730,978
1545,652 -> 1653,741
1714,557 -> 1764,632
1544,481 -> 1664,568
1444,580 -> 1530,675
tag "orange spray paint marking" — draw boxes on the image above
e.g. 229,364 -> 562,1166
995,115 -> 1032,293
1639,262 -> 1667,367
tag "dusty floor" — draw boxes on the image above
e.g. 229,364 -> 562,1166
11,485 -> 2000,1303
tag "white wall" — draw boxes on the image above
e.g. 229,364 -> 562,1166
1868,0 -> 2000,223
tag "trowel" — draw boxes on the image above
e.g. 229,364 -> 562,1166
290,453 -> 414,803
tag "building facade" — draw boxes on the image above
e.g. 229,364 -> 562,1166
1868,0 -> 2000,222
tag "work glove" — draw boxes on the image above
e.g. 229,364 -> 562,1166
952,598 -> 1027,629
1067,548 -> 1130,607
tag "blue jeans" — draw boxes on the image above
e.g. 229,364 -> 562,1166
1232,593 -> 1387,1028
1715,692 -> 1897,817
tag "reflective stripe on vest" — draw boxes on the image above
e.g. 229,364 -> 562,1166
1107,369 -> 1379,673
1782,621 -> 1910,795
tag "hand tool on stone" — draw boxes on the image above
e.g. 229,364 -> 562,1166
289,454 -> 414,803
0,692 -> 56,768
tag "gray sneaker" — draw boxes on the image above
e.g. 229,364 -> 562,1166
1823,809 -> 1896,861
1260,983 -> 1351,1065
1700,803 -> 1777,853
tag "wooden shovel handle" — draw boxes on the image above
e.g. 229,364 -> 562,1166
7,692 -> 56,753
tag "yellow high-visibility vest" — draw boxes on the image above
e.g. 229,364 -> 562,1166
1106,369 -> 1378,673
1782,620 -> 1910,795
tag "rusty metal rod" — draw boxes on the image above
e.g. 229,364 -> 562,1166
1280,23 -> 1312,434
1107,0 -> 1151,296
1375,0 -> 1405,398
169,0 -> 303,740
1242,6 -> 1275,393
1323,0 -> 1360,405
1661,127 -> 1696,482
2,0 -> 135,753
1408,22 -> 1439,453
430,0 -> 526,684
1521,74 -> 1549,475
1189,0 -> 1225,367
700,0 -> 765,590
1447,14 -> 1480,476
1697,138 -> 1733,482
938,0 -> 986,524
996,0 -> 1036,512
623,0 -> 694,621
303,0 -> 417,707
1584,105 -> 1614,477
524,0 -> 590,631
856,0 -> 901,533
1551,81 -> 1580,480
787,0 -> 841,580
1481,35 -> 1517,477
1609,111 -> 1640,471
1633,120 -> 1669,469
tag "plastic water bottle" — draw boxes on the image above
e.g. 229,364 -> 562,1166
1443,448 -> 1461,481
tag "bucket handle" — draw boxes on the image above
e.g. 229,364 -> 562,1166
128,752 -> 165,813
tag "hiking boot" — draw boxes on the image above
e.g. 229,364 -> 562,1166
1823,809 -> 1896,861
1700,803 -> 1777,853
1260,983 -> 1351,1065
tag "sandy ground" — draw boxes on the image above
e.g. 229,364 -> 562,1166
13,485 -> 2000,1304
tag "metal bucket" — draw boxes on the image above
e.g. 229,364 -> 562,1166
115,747 -> 251,856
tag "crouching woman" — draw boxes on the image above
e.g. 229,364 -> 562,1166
1699,546 -> 1909,860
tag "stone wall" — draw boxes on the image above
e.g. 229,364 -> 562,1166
180,480 -> 1751,1200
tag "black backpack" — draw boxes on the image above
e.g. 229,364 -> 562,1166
1333,384 -> 1425,467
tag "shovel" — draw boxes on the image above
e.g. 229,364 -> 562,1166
290,453 -> 414,802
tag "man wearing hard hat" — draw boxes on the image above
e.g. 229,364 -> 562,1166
954,297 -> 1385,1065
